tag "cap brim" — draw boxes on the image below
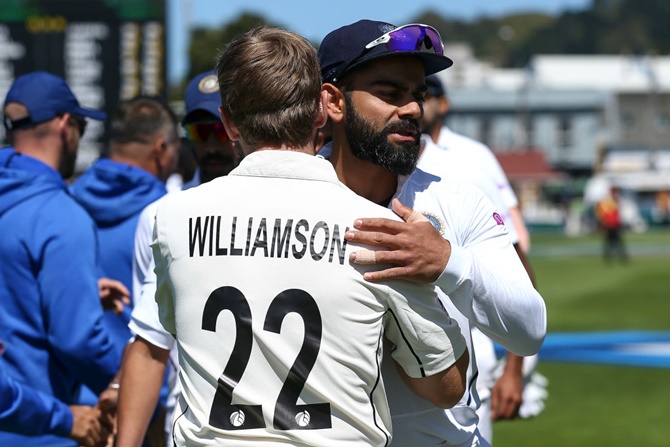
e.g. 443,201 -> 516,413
182,100 -> 221,124
420,53 -> 454,76
74,106 -> 106,121
349,51 -> 453,79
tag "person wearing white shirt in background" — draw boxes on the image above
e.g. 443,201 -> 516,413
420,74 -> 547,444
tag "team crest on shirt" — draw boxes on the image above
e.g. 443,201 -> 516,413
198,74 -> 219,93
421,212 -> 445,235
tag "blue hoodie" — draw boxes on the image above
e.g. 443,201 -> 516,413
0,355 -> 72,438
70,158 -> 166,360
0,148 -> 119,447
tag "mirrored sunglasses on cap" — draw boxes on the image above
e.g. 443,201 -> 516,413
365,23 -> 444,54
184,121 -> 229,143
332,23 -> 445,82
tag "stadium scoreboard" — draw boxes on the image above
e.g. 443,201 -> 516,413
0,0 -> 166,170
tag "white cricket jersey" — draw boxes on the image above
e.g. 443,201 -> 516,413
437,126 -> 518,212
428,128 -> 524,427
418,135 -> 519,245
152,150 -> 467,447
387,162 -> 546,447
317,142 -> 546,446
418,135 -> 517,429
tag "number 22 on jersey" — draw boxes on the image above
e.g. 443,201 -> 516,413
202,286 -> 332,431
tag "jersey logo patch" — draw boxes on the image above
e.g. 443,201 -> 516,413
421,212 -> 445,235
493,212 -> 505,225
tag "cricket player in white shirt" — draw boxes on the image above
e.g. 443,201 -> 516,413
421,74 -> 545,444
317,19 -> 547,447
152,26 -> 468,447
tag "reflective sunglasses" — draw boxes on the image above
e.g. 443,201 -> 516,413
331,24 -> 445,82
184,121 -> 229,143
365,23 -> 444,54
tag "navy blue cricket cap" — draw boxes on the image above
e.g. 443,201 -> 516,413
182,70 -> 221,124
425,74 -> 446,97
318,19 -> 453,84
3,71 -> 106,131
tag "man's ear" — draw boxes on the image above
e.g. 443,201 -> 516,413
322,83 -> 346,124
153,135 -> 167,159
440,96 -> 450,116
314,90 -> 329,129
218,106 -> 241,141
56,113 -> 71,134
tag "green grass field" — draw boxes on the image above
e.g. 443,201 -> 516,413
493,228 -> 670,447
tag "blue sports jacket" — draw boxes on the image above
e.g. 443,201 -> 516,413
0,148 -> 119,446
70,158 -> 166,360
0,355 -> 72,438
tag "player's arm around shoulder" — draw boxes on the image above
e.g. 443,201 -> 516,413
381,280 -> 469,408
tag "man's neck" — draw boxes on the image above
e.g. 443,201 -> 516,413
13,138 -> 61,172
329,142 -> 397,205
428,123 -> 442,145
110,140 -> 166,179
253,145 -> 315,156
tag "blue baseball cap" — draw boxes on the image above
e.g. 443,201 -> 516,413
183,70 -> 221,124
3,71 -> 106,131
425,74 -> 446,97
319,20 -> 453,84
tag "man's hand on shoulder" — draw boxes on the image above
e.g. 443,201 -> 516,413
346,198 -> 451,283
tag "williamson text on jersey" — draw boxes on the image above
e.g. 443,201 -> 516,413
188,216 -> 349,265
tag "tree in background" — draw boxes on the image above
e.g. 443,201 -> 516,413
170,12 -> 283,101
174,0 -> 670,97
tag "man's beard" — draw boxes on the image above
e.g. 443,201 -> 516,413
58,139 -> 77,180
199,144 -> 245,184
343,92 -> 420,176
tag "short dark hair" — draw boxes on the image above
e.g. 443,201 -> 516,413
110,96 -> 178,146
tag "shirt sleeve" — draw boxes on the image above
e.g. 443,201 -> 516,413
132,201 -> 159,303
129,259 -> 176,351
40,206 -> 119,394
0,367 -> 73,437
129,200 -> 176,351
381,281 -> 466,379
434,186 -> 546,356
152,207 -> 177,337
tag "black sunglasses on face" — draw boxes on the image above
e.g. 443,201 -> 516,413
70,115 -> 87,137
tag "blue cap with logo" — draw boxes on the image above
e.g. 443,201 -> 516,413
183,70 -> 221,124
3,71 -> 106,131
318,20 -> 453,84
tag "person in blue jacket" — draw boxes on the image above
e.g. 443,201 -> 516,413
0,71 -> 120,447
0,343 -> 107,446
70,97 -> 179,365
